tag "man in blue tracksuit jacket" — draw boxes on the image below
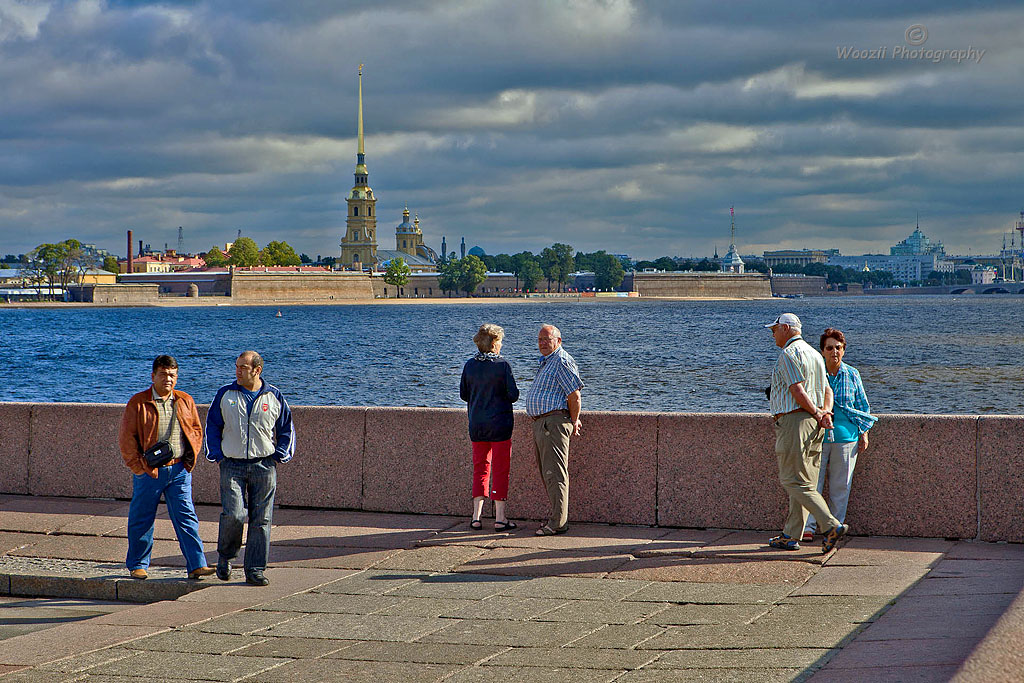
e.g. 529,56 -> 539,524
205,350 -> 294,586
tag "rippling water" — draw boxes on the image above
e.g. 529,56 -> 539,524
1,296 -> 1022,414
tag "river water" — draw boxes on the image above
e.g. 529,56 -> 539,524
1,296 -> 1022,414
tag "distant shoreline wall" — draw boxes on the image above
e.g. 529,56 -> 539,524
632,273 -> 772,298
2,403 -> 1019,541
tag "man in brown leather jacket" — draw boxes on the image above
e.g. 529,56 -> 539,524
119,355 -> 215,580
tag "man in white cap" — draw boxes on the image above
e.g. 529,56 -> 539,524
766,313 -> 849,553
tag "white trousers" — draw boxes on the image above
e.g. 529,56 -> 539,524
805,440 -> 859,534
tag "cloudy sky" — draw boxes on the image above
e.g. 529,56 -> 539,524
1,0 -> 1022,261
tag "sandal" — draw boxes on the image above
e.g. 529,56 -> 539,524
535,525 -> 557,536
494,520 -> 517,532
470,520 -> 482,530
822,523 -> 849,554
768,534 -> 800,551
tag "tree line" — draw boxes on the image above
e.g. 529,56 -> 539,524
17,239 -> 103,299
201,237 -> 302,267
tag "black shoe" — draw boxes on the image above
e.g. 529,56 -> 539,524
216,559 -> 231,581
246,571 -> 269,586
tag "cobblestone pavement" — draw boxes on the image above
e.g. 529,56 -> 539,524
1,494 -> 1023,682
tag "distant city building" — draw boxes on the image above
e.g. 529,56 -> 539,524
719,207 -> 745,274
763,249 -> 840,268
468,246 -> 485,257
376,206 -> 438,273
825,224 -> 952,282
338,67 -> 439,272
890,222 -> 944,256
970,265 -> 996,285
339,67 -> 378,270
827,253 -> 952,283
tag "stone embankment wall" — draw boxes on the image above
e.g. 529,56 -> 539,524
769,275 -> 828,296
68,284 -> 161,304
230,273 -> 374,302
631,273 -> 772,298
2,403 -> 1020,541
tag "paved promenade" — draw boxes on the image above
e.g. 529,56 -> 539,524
1,494 -> 1022,682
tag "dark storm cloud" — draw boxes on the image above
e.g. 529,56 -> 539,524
0,0 -> 1022,259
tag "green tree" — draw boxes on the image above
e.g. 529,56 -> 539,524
23,239 -> 90,299
228,237 -> 259,266
300,253 -> 312,264
383,257 -> 411,297
539,247 -> 560,292
492,253 -> 514,273
260,240 -> 301,266
510,251 -> 536,290
102,255 -> 120,274
653,256 -> 677,272
744,259 -> 769,274
203,246 -> 228,267
694,258 -> 720,272
458,254 -> 488,297
803,262 -> 828,277
519,258 -> 543,292
552,243 -> 574,291
593,251 -> 625,290
437,258 -> 460,297
771,263 -> 803,274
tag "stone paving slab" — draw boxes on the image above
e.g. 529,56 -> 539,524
33,647 -> 138,674
325,640 -> 504,665
645,603 -> 772,625
610,556 -> 817,584
443,595 -> 567,620
122,629 -> 263,654
419,619 -> 599,647
822,635 -> 981,668
0,623 -> 164,668
649,647 -> 831,669
945,540 -> 1024,561
384,572 -> 526,600
0,495 -> 126,534
484,646 -> 660,670
86,650 -> 291,680
625,581 -> 793,605
536,598 -> 669,624
265,612 -> 451,641
790,563 -> 931,596
263,543 -> 401,569
230,636 -> 356,659
250,591 -> 404,615
246,658 -> 458,683
313,568 -> 431,595
811,665 -> 960,682
372,596 -> 480,618
640,621 -> 866,650
498,575 -> 649,601
372,544 -> 488,571
185,609 -> 305,635
453,547 -> 634,578
564,623 -> 667,649
448,666 -> 625,682
616,668 -> 806,682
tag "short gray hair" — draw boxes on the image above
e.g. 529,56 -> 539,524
473,324 -> 504,353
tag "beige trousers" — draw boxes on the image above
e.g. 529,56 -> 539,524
775,412 -> 839,539
533,411 -> 572,529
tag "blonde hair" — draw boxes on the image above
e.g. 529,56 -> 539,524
473,323 -> 504,353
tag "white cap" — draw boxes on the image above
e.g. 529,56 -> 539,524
765,313 -> 801,329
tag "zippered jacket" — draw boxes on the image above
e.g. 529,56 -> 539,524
120,388 -> 204,477
204,381 -> 295,463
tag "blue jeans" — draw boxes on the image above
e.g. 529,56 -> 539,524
126,462 -> 208,573
217,457 -> 277,575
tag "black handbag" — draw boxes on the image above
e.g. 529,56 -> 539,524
143,440 -> 174,468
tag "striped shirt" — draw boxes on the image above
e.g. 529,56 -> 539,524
827,362 -> 877,441
524,346 -> 584,417
769,336 -> 827,417
151,388 -> 183,460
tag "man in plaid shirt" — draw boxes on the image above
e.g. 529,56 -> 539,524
524,324 -> 584,536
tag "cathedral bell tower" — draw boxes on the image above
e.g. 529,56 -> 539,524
340,64 -> 378,269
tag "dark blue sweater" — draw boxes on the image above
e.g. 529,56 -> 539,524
460,354 -> 520,442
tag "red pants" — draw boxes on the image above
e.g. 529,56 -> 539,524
471,440 -> 511,501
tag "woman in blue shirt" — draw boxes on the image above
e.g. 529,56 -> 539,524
803,328 -> 877,542
460,324 -> 520,532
